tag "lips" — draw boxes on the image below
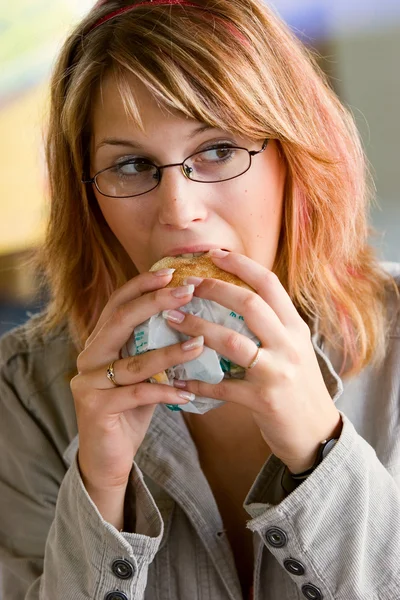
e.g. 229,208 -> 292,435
173,251 -> 208,258
161,245 -> 230,259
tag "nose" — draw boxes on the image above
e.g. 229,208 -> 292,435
157,165 -> 207,228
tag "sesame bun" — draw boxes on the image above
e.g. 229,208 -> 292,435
150,253 -> 255,291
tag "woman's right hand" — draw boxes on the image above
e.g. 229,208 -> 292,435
70,269 -> 203,501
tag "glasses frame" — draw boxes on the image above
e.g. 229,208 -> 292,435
81,138 -> 269,199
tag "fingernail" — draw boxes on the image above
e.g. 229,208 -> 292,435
183,277 -> 204,287
208,249 -> 229,258
171,284 -> 195,297
153,268 -> 176,277
181,335 -> 204,351
173,379 -> 187,388
176,391 -> 195,402
162,309 -> 185,323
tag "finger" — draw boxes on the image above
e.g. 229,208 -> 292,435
78,380 -> 195,417
85,269 -> 176,348
163,309 -> 263,370
78,284 -> 196,372
173,377 -> 254,409
208,251 -> 302,329
189,278 -> 288,349
78,336 -> 204,389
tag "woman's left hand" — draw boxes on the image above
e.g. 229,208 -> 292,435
163,250 -> 343,474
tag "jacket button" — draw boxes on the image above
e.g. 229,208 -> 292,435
264,527 -> 288,548
112,558 -> 136,579
284,558 -> 305,576
104,592 -> 129,600
301,583 -> 323,599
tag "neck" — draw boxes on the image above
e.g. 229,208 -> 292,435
183,402 -> 268,462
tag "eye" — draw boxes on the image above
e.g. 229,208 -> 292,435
113,159 -> 155,177
197,145 -> 236,163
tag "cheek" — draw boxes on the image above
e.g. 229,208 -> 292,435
243,162 -> 285,226
96,195 -> 151,233
229,182 -> 283,225
225,176 -> 284,264
95,196 -> 155,261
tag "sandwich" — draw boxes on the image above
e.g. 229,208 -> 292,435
147,252 -> 256,384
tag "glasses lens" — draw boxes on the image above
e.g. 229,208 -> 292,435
95,160 -> 159,197
184,147 -> 250,182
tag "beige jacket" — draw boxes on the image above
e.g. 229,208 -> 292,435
0,262 -> 400,600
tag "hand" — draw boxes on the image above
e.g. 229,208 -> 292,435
163,250 -> 342,474
70,272 -> 204,496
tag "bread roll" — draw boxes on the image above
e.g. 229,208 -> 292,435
150,253 -> 255,291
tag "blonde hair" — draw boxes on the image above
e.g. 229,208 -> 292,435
31,0 -> 399,378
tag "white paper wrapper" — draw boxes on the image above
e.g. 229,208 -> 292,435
120,297 -> 260,414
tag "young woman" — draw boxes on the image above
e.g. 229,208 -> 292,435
1,1 -> 399,599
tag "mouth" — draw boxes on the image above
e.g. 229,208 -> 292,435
173,251 -> 208,259
162,247 -> 230,260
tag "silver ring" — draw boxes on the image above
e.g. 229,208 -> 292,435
247,346 -> 262,370
106,361 -> 119,387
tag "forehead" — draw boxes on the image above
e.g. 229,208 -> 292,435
92,71 -> 195,138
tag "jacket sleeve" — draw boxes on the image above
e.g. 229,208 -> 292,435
243,410 -> 400,600
0,354 -> 163,600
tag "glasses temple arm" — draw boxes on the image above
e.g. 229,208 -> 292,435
249,138 -> 269,157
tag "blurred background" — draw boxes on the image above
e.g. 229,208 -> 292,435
1,0 -> 399,337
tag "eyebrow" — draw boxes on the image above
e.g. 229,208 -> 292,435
95,124 -> 216,152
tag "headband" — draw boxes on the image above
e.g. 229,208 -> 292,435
89,1 -> 208,33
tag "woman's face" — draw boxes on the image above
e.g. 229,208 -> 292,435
90,73 -> 286,273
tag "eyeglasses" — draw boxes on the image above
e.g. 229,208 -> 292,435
82,139 -> 269,198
